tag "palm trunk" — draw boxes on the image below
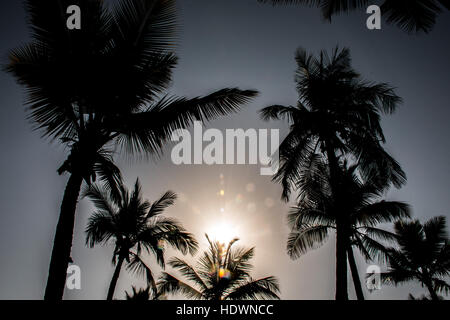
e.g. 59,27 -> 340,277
424,279 -> 439,301
335,222 -> 348,300
107,255 -> 125,300
325,142 -> 348,301
347,246 -> 364,300
44,173 -> 83,300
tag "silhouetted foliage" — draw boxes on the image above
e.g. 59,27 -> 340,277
6,0 -> 257,299
258,0 -> 450,33
287,159 -> 410,299
125,286 -> 164,300
158,235 -> 280,300
85,178 -> 198,300
261,47 -> 405,202
261,46 -> 405,300
381,216 -> 450,300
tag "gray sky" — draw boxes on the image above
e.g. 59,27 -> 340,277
0,0 -> 449,300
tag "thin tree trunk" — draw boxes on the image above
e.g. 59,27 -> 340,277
425,279 -> 439,301
347,246 -> 364,300
44,173 -> 83,300
325,142 -> 348,301
335,222 -> 348,300
107,255 -> 125,301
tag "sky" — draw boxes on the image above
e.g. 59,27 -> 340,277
0,0 -> 449,300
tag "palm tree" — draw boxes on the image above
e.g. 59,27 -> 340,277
287,158 -> 410,299
381,216 -> 450,300
158,235 -> 280,300
85,178 -> 198,300
260,46 -> 405,299
6,0 -> 257,300
125,286 -> 163,300
258,0 -> 450,33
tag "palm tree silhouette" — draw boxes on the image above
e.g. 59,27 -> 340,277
258,0 -> 450,33
125,286 -> 164,300
84,178 -> 198,300
381,216 -> 450,300
260,46 -> 405,299
287,159 -> 410,299
6,0 -> 257,299
158,235 -> 280,300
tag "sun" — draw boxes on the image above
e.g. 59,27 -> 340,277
207,220 -> 239,244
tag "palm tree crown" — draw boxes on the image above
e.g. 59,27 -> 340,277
158,235 -> 280,300
8,0 -> 258,188
381,216 -> 450,300
288,160 -> 410,260
261,46 -> 405,202
85,178 -> 198,300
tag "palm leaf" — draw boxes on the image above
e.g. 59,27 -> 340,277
224,277 -> 280,300
108,88 -> 258,156
158,272 -> 203,299
85,211 -> 116,248
126,252 -> 157,295
287,225 -> 331,259
147,191 -> 177,218
168,257 -> 209,292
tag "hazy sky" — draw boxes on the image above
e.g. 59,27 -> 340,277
0,0 -> 449,300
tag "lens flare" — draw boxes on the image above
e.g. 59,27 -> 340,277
219,268 -> 231,280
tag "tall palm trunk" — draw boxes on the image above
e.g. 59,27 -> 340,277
347,246 -> 364,300
325,142 -> 348,300
107,255 -> 125,300
44,173 -> 83,300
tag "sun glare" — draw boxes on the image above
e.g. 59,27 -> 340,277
207,220 -> 239,244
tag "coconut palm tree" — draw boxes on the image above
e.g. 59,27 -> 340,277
381,216 -> 450,300
158,235 -> 280,300
6,0 -> 257,300
258,0 -> 450,33
260,46 -> 405,299
85,178 -> 198,300
287,158 -> 410,299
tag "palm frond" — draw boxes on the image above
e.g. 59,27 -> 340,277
168,257 -> 209,292
287,206 -> 333,230
92,152 -> 123,204
111,0 -> 177,56
85,211 -> 116,248
354,232 -> 390,262
126,252 -> 157,295
158,272 -> 203,299
109,88 -> 258,156
147,191 -> 177,218
224,277 -> 280,300
125,286 -> 160,300
82,183 -> 117,215
381,0 -> 446,33
432,278 -> 450,296
423,216 -> 448,253
259,0 -> 450,33
287,225 -> 331,259
353,201 -> 410,226
142,217 -> 199,256
259,105 -> 297,122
